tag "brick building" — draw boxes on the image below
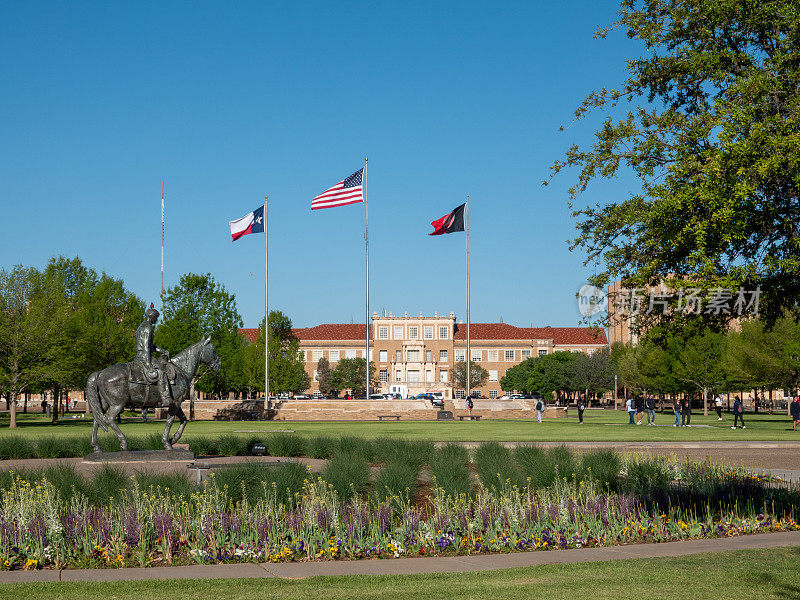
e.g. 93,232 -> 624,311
241,311 -> 608,399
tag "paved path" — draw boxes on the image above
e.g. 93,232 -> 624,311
2,531 -> 798,584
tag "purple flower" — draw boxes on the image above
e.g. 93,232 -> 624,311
153,511 -> 174,545
378,503 -> 393,534
123,507 -> 140,547
27,515 -> 46,546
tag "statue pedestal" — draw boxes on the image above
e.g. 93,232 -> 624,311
83,449 -> 195,463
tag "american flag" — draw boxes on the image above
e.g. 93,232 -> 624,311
311,168 -> 364,210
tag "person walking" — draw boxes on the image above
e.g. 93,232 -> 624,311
646,394 -> 656,425
732,395 -> 745,429
714,394 -> 724,420
626,396 -> 635,424
672,396 -> 681,427
790,395 -> 800,431
535,397 -> 545,423
466,395 -> 474,417
577,395 -> 586,424
635,394 -> 645,425
681,396 -> 692,427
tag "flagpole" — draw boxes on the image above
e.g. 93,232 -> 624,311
160,181 -> 165,312
264,196 -> 269,417
466,195 -> 470,401
364,158 -> 370,400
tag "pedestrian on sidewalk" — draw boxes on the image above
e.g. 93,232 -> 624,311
646,394 -> 656,425
732,395 -> 745,429
714,394 -> 724,420
790,396 -> 800,431
577,395 -> 586,424
626,396 -> 635,424
681,396 -> 692,426
672,397 -> 681,427
466,395 -> 474,417
535,397 -> 544,423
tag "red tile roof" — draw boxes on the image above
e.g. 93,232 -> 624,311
292,323 -> 373,341
453,323 -> 607,345
241,323 -> 607,345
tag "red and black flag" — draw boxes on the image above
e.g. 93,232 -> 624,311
428,203 -> 465,235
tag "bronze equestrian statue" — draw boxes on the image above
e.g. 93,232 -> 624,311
85,305 -> 221,453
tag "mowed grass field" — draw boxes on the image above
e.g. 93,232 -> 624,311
3,547 -> 799,600
0,409 -> 798,443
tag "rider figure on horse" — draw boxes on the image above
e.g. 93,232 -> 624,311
135,304 -> 173,408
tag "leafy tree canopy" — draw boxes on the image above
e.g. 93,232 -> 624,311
550,0 -> 800,325
330,358 -> 376,397
243,310 -> 311,395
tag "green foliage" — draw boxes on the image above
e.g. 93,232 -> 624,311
373,438 -> 433,470
500,351 -> 581,396
157,272 -> 244,395
474,442 -> 522,493
217,434 -> 248,456
626,458 -> 672,498
184,435 -> 217,456
330,358 -> 377,397
336,435 -> 375,461
0,435 -> 35,459
316,357 -> 332,397
209,462 -> 308,505
243,310 -> 311,395
374,462 -> 419,502
307,435 -> 338,459
514,445 -> 556,488
430,443 -> 472,497
550,0 -> 800,325
322,452 -> 370,501
267,433 -> 307,457
451,360 -> 489,392
581,449 -> 622,491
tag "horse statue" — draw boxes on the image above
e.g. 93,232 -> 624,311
85,336 -> 221,453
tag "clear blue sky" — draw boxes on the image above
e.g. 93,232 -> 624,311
1,1 -> 641,329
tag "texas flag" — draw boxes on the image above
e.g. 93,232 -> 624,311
229,206 -> 265,241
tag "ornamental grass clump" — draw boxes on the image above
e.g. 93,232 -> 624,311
336,436 -> 375,462
184,436 -> 217,456
513,445 -> 554,488
216,434 -> 248,457
431,444 -> 472,498
581,449 -> 622,492
0,436 -> 35,460
373,438 -> 433,470
307,436 -> 338,459
475,442 -> 523,494
374,462 -> 419,503
267,433 -> 307,458
322,452 -> 370,501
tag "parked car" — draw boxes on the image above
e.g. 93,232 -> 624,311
293,394 -> 312,399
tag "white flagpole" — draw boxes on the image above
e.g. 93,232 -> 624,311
466,195 -> 470,400
364,158 -> 369,400
264,196 -> 269,412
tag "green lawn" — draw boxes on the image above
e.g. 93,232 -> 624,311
0,409 -> 798,443
3,547 -> 799,600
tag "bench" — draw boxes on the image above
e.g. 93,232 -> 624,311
377,414 -> 401,421
458,414 -> 482,420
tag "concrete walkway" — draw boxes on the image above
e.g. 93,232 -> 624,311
2,531 -> 798,584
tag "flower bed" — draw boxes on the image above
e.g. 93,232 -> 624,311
1,453 -> 798,570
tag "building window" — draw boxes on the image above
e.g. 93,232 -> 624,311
312,350 -> 323,362
521,349 -> 531,359
409,326 -> 418,339
439,326 -> 449,339
455,389 -> 465,399
369,349 -> 373,361
407,350 -> 420,361
440,370 -> 448,382
300,350 -> 307,362
408,370 -> 420,382
393,326 -> 404,340
472,349 -> 482,362
379,369 -> 388,382
455,349 -> 465,362
505,350 -> 515,361
346,349 -> 356,359
425,350 -> 431,362
426,370 -> 433,382
379,326 -> 388,340
396,370 -> 402,382
395,350 -> 401,362
379,350 -> 387,363
571,349 -> 583,353
424,326 -> 433,339
489,370 -> 498,382
313,370 -> 318,382
440,350 -> 448,362
538,349 -> 548,357
488,390 -> 498,398
488,349 -> 498,362
329,350 -> 340,362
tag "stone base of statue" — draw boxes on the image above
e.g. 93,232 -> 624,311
83,449 -> 195,463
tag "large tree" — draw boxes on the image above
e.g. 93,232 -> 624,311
243,310 -> 311,397
156,273 -> 243,396
451,360 -> 489,395
330,358 -> 376,397
550,0 -> 800,325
